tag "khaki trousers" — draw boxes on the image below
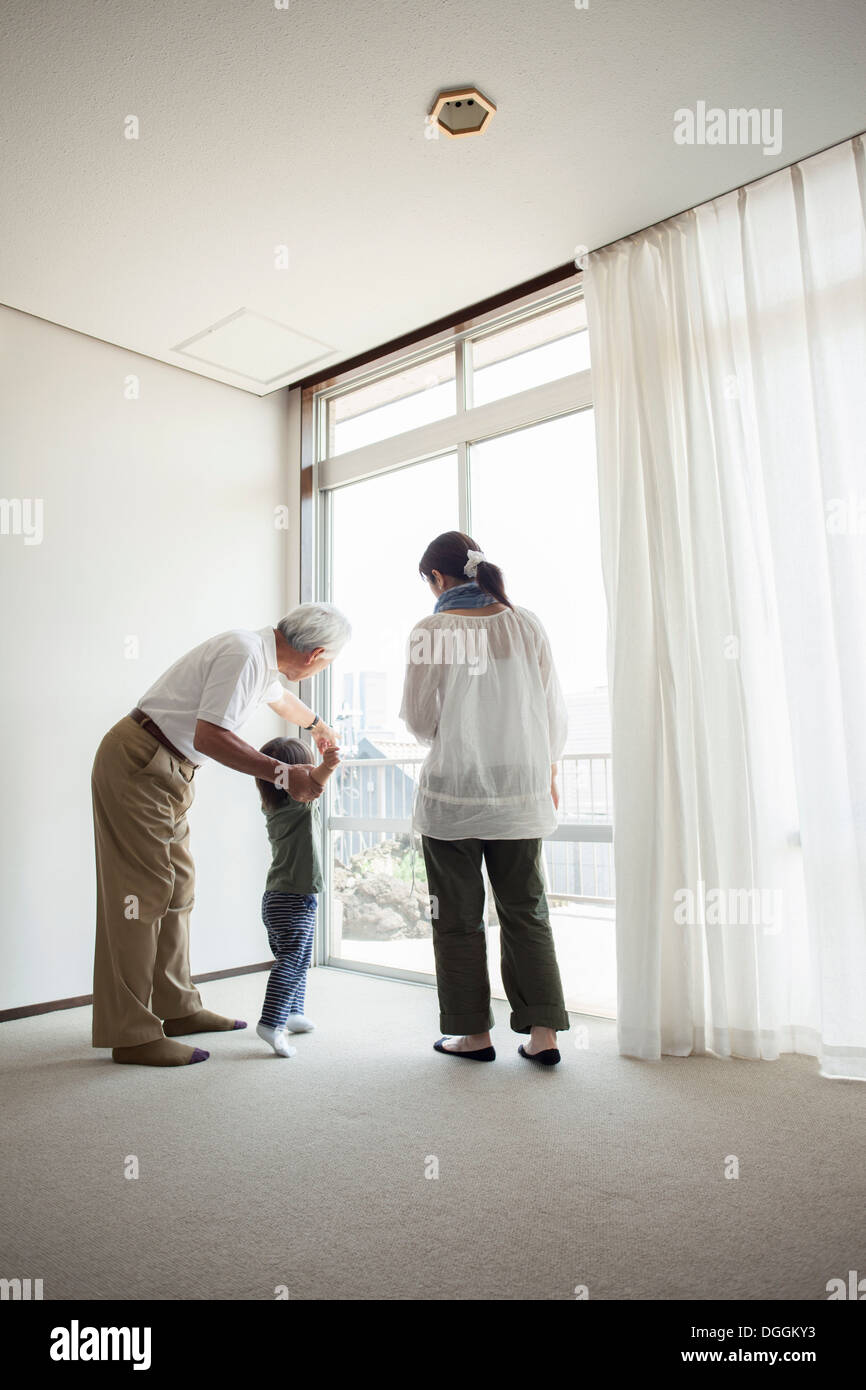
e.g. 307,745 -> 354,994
91,715 -> 203,1048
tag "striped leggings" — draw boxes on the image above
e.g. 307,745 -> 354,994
259,891 -> 317,1030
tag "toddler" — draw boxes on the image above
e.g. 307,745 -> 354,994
255,736 -> 338,1057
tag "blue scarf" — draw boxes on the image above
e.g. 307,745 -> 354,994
434,580 -> 497,613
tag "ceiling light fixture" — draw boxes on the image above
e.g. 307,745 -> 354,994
429,87 -> 496,138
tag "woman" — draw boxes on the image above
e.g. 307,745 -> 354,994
399,531 -> 570,1066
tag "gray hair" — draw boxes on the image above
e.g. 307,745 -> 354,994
277,603 -> 351,659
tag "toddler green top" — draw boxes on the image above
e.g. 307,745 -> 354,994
262,797 -> 323,895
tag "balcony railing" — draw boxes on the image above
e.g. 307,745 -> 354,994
327,753 -> 615,904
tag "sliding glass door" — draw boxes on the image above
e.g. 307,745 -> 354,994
311,284 -> 615,1016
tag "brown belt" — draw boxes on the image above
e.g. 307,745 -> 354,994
129,708 -> 198,767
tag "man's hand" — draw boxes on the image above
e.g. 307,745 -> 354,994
310,721 -> 338,753
321,746 -> 340,770
285,764 -> 324,803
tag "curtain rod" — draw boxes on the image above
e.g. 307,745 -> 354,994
587,125 -> 865,259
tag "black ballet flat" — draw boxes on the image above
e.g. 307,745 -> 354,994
518,1044 -> 561,1067
434,1037 -> 496,1062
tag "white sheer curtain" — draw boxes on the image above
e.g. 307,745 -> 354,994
584,133 -> 866,1078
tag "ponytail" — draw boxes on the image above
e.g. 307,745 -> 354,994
473,558 -> 513,610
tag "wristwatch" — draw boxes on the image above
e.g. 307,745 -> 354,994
304,714 -> 321,731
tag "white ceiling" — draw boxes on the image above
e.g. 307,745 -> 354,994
2,0 -> 865,395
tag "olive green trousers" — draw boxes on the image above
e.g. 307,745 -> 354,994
420,835 -> 569,1036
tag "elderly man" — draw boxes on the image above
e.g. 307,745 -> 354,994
91,603 -> 350,1068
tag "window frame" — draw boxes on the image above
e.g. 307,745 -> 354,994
312,278 -> 591,490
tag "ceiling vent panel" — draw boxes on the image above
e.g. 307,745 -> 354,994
172,309 -> 334,385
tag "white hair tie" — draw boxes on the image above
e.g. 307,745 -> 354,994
464,549 -> 486,578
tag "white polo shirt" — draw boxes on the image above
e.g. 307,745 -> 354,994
138,627 -> 284,764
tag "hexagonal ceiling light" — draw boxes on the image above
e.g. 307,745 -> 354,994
429,87 -> 496,139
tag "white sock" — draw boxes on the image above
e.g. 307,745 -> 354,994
284,1014 -> 315,1033
256,1022 -> 297,1057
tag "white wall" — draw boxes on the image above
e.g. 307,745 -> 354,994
0,306 -> 292,1011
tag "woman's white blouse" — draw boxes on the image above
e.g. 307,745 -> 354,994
399,605 -> 568,841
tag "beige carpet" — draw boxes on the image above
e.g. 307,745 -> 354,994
0,968 -> 862,1301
